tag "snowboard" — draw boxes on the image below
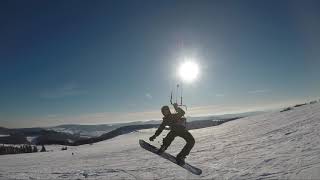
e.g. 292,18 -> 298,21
139,139 -> 202,175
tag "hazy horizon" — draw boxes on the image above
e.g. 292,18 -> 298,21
2,97 -> 317,129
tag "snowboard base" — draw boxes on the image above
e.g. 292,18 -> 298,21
139,139 -> 202,175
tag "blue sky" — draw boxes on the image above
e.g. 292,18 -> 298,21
1,0 -> 320,128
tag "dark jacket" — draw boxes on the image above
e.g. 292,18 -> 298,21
154,107 -> 186,137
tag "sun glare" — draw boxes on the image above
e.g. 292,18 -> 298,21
178,61 -> 199,83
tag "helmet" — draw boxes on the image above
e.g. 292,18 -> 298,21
161,106 -> 170,115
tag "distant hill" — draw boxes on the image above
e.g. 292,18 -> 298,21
186,111 -> 264,122
72,124 -> 159,146
0,118 -> 241,146
0,128 -> 84,145
45,112 -> 263,138
0,127 -> 11,135
47,120 -> 160,137
71,117 -> 241,146
0,110 -> 263,145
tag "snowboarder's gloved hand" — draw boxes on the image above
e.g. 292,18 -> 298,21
173,103 -> 178,108
149,135 -> 156,141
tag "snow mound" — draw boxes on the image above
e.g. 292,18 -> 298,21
0,103 -> 319,179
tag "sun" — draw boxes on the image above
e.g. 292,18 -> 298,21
178,61 -> 200,83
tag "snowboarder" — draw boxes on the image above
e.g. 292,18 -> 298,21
149,103 -> 195,165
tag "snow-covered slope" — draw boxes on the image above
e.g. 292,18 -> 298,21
0,103 -> 319,179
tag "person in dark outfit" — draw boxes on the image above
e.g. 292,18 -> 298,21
149,103 -> 195,165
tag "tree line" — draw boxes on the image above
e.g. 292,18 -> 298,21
0,144 -> 46,155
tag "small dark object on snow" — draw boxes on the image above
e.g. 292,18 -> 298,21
294,103 -> 307,107
280,107 -> 293,112
40,144 -> 46,152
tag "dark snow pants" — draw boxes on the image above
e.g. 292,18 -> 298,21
161,126 -> 195,158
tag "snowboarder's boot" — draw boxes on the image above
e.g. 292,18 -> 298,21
157,145 -> 166,154
176,154 -> 186,165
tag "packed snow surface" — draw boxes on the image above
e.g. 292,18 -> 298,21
1,103 -> 320,179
